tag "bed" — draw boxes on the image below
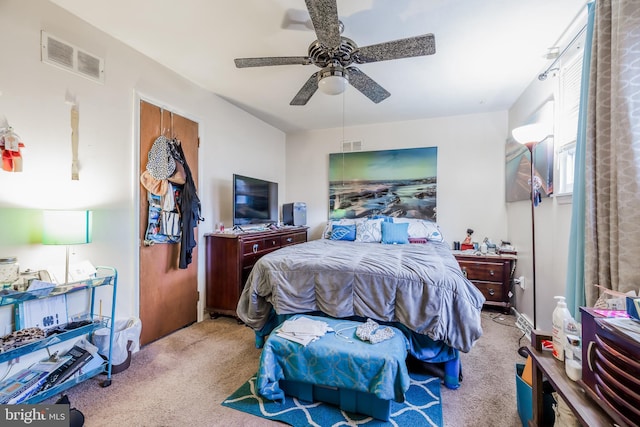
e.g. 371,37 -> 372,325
236,218 -> 486,389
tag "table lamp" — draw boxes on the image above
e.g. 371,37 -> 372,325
42,210 -> 92,284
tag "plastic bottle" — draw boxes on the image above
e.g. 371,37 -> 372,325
564,334 -> 582,381
552,296 -> 571,361
563,318 -> 582,380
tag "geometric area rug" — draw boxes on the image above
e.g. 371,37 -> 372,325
222,371 -> 443,427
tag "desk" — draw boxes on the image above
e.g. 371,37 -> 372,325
529,331 -> 614,427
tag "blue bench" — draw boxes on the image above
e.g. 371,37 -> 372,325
256,315 -> 411,421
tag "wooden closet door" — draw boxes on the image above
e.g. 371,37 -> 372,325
139,100 -> 199,346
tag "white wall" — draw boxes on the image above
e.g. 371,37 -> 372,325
508,77 -> 573,332
0,0 -> 286,323
286,110 -> 510,246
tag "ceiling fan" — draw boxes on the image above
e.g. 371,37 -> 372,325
234,0 -> 436,106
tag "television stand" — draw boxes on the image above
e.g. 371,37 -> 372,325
204,226 -> 308,319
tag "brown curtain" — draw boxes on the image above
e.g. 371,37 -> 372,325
584,0 -> 640,305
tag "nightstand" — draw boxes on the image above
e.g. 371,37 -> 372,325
453,252 -> 516,312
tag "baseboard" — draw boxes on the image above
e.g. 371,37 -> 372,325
511,308 -> 533,342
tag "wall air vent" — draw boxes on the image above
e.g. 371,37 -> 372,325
341,140 -> 363,152
41,31 -> 104,84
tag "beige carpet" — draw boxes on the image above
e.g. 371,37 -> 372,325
47,311 -> 526,427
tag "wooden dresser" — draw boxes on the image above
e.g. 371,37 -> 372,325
453,252 -> 516,312
205,227 -> 308,318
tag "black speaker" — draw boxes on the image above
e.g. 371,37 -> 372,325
283,202 -> 307,226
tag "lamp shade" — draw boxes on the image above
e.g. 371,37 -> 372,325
511,123 -> 550,144
42,210 -> 92,245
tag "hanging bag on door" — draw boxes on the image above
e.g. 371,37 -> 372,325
146,135 -> 175,180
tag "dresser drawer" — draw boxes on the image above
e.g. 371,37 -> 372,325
458,260 -> 505,281
453,253 -> 515,312
264,236 -> 281,249
242,239 -> 264,255
281,231 -> 307,246
472,281 -> 504,302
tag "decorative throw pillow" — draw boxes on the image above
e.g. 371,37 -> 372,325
323,219 -> 349,239
393,218 -> 444,242
330,224 -> 356,241
381,222 -> 409,244
355,219 -> 383,242
322,218 -> 366,239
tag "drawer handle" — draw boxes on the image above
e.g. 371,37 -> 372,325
587,341 -> 596,372
461,267 -> 467,277
488,288 -> 495,296
489,270 -> 495,276
286,237 -> 293,243
252,243 -> 259,253
271,240 -> 276,246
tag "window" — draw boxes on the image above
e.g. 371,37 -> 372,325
555,28 -> 587,196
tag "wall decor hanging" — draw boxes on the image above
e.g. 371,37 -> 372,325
506,100 -> 555,203
0,116 -> 25,173
328,147 -> 438,220
505,138 -> 554,203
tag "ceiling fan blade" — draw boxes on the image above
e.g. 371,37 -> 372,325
346,67 -> 390,104
356,34 -> 436,63
304,0 -> 341,49
290,72 -> 320,105
235,56 -> 311,68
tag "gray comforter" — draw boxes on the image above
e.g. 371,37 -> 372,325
236,239 -> 485,353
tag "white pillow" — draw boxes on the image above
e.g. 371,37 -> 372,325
355,219 -> 383,242
322,218 -> 365,239
392,218 -> 444,242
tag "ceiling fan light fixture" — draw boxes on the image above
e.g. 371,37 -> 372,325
318,65 -> 348,95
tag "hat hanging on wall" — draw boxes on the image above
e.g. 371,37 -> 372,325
140,170 -> 168,196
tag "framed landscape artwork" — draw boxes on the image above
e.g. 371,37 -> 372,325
328,147 -> 438,221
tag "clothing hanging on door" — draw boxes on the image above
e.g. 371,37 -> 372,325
171,140 -> 202,269
140,135 -> 202,268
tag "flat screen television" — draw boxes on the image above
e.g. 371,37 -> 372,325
233,174 -> 278,226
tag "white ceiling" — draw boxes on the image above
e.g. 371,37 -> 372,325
50,0 -> 586,133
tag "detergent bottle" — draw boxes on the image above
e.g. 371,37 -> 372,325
552,296 -> 571,361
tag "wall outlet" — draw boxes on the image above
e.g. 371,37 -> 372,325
514,276 -> 526,290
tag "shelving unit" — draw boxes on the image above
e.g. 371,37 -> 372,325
0,266 -> 117,403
